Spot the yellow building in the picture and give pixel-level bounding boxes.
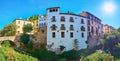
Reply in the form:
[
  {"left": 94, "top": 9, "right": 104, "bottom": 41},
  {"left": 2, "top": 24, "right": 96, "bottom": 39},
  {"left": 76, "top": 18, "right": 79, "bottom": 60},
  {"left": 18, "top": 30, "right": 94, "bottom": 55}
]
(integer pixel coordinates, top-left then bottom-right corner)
[
  {"left": 33, "top": 20, "right": 38, "bottom": 33},
  {"left": 13, "top": 19, "right": 33, "bottom": 35}
]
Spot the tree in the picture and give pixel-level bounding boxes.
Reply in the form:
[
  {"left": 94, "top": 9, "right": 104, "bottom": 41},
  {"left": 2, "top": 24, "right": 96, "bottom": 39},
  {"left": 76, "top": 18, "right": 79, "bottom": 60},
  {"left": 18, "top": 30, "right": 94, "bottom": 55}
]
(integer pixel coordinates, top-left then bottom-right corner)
[
  {"left": 20, "top": 33, "right": 30, "bottom": 44},
  {"left": 73, "top": 39, "right": 79, "bottom": 51},
  {"left": 28, "top": 15, "right": 38, "bottom": 22},
  {"left": 117, "top": 27, "right": 120, "bottom": 32},
  {"left": 100, "top": 39, "right": 105, "bottom": 50},
  {"left": 1, "top": 40, "right": 11, "bottom": 47},
  {"left": 23, "top": 23, "right": 33, "bottom": 33},
  {"left": 84, "top": 51, "right": 114, "bottom": 61},
  {"left": 27, "top": 40, "right": 33, "bottom": 49},
  {"left": 0, "top": 23, "right": 17, "bottom": 36}
]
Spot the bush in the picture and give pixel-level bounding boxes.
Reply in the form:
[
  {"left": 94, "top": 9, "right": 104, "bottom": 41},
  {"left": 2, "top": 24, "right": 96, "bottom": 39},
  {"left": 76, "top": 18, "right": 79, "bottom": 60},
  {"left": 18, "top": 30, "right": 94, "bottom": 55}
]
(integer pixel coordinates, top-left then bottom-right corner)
[
  {"left": 27, "top": 41, "right": 33, "bottom": 50},
  {"left": 0, "top": 54, "right": 5, "bottom": 61},
  {"left": 59, "top": 50, "right": 79, "bottom": 60},
  {"left": 59, "top": 58, "right": 66, "bottom": 61},
  {"left": 84, "top": 51, "right": 114, "bottom": 61},
  {"left": 20, "top": 33, "right": 30, "bottom": 44},
  {"left": 1, "top": 40, "right": 11, "bottom": 47}
]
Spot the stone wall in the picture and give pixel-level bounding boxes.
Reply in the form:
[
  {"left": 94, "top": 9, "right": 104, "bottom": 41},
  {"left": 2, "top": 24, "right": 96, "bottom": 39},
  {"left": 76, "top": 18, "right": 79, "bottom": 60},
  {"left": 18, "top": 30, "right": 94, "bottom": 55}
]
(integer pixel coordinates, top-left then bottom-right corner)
[{"left": 32, "top": 27, "right": 47, "bottom": 49}]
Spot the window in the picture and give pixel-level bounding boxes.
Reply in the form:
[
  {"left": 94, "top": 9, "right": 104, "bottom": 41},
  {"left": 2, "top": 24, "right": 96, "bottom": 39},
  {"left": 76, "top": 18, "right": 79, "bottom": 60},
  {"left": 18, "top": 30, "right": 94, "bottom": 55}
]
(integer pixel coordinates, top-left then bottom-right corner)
[
  {"left": 42, "top": 23, "right": 43, "bottom": 27},
  {"left": 18, "top": 26, "right": 20, "bottom": 28},
  {"left": 70, "top": 32, "right": 73, "bottom": 38},
  {"left": 18, "top": 31, "right": 20, "bottom": 34},
  {"left": 44, "top": 23, "right": 46, "bottom": 27},
  {"left": 70, "top": 25, "right": 74, "bottom": 30},
  {"left": 49, "top": 9, "right": 52, "bottom": 12},
  {"left": 88, "top": 20, "right": 90, "bottom": 25},
  {"left": 87, "top": 15, "right": 90, "bottom": 19},
  {"left": 88, "top": 26, "right": 90, "bottom": 31},
  {"left": 24, "top": 22, "right": 25, "bottom": 25},
  {"left": 91, "top": 26, "right": 94, "bottom": 33},
  {"left": 55, "top": 9, "right": 58, "bottom": 12},
  {"left": 81, "top": 26, "right": 85, "bottom": 31},
  {"left": 61, "top": 32, "right": 65, "bottom": 38},
  {"left": 39, "top": 24, "right": 41, "bottom": 28},
  {"left": 51, "top": 16, "right": 56, "bottom": 22},
  {"left": 81, "top": 19, "right": 84, "bottom": 24},
  {"left": 70, "top": 17, "right": 74, "bottom": 22},
  {"left": 81, "top": 33, "right": 84, "bottom": 38},
  {"left": 61, "top": 16, "right": 65, "bottom": 22},
  {"left": 49, "top": 9, "right": 58, "bottom": 12},
  {"left": 53, "top": 9, "right": 55, "bottom": 12},
  {"left": 51, "top": 24, "right": 57, "bottom": 30},
  {"left": 18, "top": 21, "right": 20, "bottom": 24},
  {"left": 52, "top": 32, "right": 55, "bottom": 38},
  {"left": 61, "top": 24, "right": 65, "bottom": 30}
]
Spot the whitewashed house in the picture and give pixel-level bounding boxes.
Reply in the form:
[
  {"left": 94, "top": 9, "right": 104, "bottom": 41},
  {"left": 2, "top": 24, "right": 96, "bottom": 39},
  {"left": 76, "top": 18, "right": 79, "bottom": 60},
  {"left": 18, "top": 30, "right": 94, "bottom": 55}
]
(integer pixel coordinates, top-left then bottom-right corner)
[{"left": 38, "top": 7, "right": 87, "bottom": 52}]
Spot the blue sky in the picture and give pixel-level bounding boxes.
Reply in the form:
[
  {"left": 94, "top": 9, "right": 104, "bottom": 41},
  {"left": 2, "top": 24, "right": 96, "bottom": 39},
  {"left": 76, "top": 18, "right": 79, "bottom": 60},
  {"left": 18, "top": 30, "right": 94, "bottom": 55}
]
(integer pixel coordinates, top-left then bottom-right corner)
[{"left": 0, "top": 0, "right": 120, "bottom": 29}]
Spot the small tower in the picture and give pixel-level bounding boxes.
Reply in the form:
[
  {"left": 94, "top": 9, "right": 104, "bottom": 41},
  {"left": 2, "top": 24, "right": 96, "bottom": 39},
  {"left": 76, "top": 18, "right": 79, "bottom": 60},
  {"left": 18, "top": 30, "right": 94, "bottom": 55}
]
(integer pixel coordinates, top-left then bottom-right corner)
[{"left": 47, "top": 7, "right": 60, "bottom": 14}]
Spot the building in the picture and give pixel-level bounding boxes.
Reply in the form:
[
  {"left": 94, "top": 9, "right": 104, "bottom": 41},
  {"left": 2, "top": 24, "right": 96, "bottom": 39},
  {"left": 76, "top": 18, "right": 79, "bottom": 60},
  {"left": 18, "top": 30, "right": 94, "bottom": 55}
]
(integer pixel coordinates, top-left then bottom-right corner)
[
  {"left": 103, "top": 24, "right": 115, "bottom": 34},
  {"left": 80, "top": 12, "right": 103, "bottom": 48},
  {"left": 33, "top": 20, "right": 38, "bottom": 33},
  {"left": 13, "top": 19, "right": 33, "bottom": 35},
  {"left": 38, "top": 7, "right": 87, "bottom": 51}
]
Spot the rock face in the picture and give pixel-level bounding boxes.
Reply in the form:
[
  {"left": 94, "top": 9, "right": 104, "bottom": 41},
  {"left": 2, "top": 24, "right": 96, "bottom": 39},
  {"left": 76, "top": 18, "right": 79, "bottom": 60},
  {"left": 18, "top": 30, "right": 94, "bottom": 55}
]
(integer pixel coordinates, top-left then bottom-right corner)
[
  {"left": 87, "top": 35, "right": 100, "bottom": 48},
  {"left": 33, "top": 27, "right": 47, "bottom": 49}
]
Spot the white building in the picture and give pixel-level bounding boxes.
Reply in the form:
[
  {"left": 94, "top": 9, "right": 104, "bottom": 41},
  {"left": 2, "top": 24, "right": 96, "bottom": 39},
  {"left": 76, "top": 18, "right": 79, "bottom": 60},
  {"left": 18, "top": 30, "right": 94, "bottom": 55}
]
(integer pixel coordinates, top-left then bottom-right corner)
[
  {"left": 38, "top": 7, "right": 87, "bottom": 51},
  {"left": 38, "top": 15, "right": 47, "bottom": 29}
]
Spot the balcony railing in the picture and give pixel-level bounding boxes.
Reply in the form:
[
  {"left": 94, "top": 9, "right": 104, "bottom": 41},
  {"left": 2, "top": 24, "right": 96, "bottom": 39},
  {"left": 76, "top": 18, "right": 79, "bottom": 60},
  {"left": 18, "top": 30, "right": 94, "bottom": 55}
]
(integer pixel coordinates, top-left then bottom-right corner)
[
  {"left": 61, "top": 19, "right": 65, "bottom": 22},
  {"left": 51, "top": 18, "right": 56, "bottom": 22},
  {"left": 81, "top": 26, "right": 85, "bottom": 31},
  {"left": 60, "top": 27, "right": 66, "bottom": 30},
  {"left": 50, "top": 25, "right": 57, "bottom": 30},
  {"left": 70, "top": 27, "right": 74, "bottom": 30},
  {"left": 70, "top": 19, "right": 74, "bottom": 22},
  {"left": 70, "top": 17, "right": 74, "bottom": 22}
]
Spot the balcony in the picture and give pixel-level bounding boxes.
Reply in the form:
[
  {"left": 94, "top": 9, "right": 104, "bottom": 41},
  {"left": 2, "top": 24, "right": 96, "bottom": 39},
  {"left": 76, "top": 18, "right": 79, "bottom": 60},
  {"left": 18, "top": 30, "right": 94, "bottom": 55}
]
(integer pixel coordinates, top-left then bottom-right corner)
[
  {"left": 88, "top": 22, "right": 90, "bottom": 25},
  {"left": 70, "top": 27, "right": 74, "bottom": 31},
  {"left": 60, "top": 27, "right": 66, "bottom": 30},
  {"left": 81, "top": 26, "right": 85, "bottom": 31},
  {"left": 50, "top": 25, "right": 57, "bottom": 31},
  {"left": 61, "top": 19, "right": 65, "bottom": 22},
  {"left": 70, "top": 17, "right": 74, "bottom": 23},
  {"left": 51, "top": 18, "right": 56, "bottom": 22},
  {"left": 61, "top": 16, "right": 65, "bottom": 22}
]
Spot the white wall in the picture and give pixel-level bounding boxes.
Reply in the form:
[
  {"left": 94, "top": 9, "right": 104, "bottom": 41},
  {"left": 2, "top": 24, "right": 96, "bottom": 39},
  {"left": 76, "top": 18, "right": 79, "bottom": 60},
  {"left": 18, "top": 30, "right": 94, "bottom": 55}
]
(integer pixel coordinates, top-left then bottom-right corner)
[{"left": 47, "top": 8, "right": 87, "bottom": 51}]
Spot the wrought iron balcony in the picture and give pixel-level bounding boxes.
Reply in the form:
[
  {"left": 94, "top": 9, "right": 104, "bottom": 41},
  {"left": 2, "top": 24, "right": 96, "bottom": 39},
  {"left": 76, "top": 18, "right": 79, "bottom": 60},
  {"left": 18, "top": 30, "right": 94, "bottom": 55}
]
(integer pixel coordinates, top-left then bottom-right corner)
[
  {"left": 60, "top": 27, "right": 66, "bottom": 30},
  {"left": 50, "top": 25, "right": 57, "bottom": 30},
  {"left": 51, "top": 18, "right": 56, "bottom": 22},
  {"left": 70, "top": 27, "right": 74, "bottom": 30},
  {"left": 81, "top": 26, "right": 85, "bottom": 31}
]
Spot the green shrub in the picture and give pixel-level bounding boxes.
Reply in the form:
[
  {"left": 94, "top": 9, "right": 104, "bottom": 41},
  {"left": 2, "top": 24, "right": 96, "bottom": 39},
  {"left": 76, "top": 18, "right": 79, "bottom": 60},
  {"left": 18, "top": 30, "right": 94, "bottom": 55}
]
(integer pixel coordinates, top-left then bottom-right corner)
[
  {"left": 59, "top": 50, "right": 79, "bottom": 60},
  {"left": 59, "top": 58, "right": 66, "bottom": 61},
  {"left": 84, "top": 51, "right": 114, "bottom": 61},
  {"left": 27, "top": 40, "right": 33, "bottom": 50},
  {"left": 1, "top": 40, "right": 11, "bottom": 47},
  {"left": 20, "top": 33, "right": 30, "bottom": 44},
  {"left": 0, "top": 54, "right": 5, "bottom": 61}
]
